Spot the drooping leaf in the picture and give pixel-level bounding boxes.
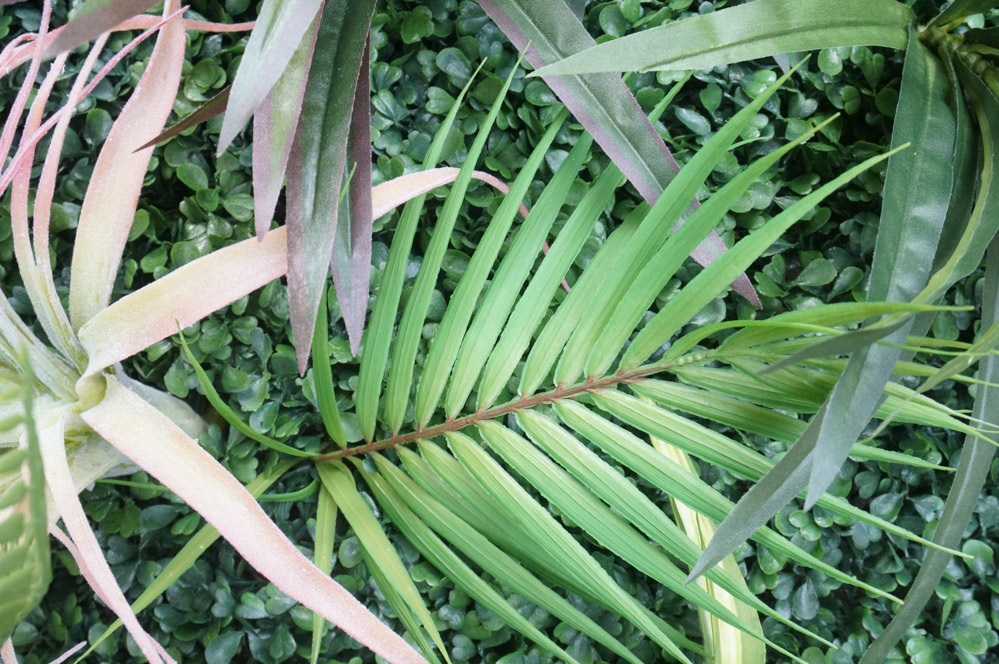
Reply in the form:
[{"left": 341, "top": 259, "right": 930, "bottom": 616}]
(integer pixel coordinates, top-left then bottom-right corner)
[
  {"left": 532, "top": 0, "right": 912, "bottom": 76},
  {"left": 42, "top": 0, "right": 161, "bottom": 59},
  {"left": 860, "top": 239, "right": 999, "bottom": 662},
  {"left": 479, "top": 0, "right": 760, "bottom": 305},
  {"left": 217, "top": 0, "right": 324, "bottom": 152},
  {"left": 285, "top": 0, "right": 375, "bottom": 374},
  {"left": 82, "top": 377, "right": 427, "bottom": 664},
  {"left": 929, "top": 0, "right": 999, "bottom": 28}
]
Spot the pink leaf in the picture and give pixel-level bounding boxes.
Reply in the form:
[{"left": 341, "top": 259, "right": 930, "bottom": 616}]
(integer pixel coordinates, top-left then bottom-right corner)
[{"left": 83, "top": 377, "right": 428, "bottom": 664}]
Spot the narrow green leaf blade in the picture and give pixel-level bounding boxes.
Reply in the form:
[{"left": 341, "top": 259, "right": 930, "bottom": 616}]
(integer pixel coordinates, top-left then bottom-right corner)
[
  {"left": 312, "top": 285, "right": 346, "bottom": 447},
  {"left": 317, "top": 461, "right": 450, "bottom": 663},
  {"left": 311, "top": 485, "right": 337, "bottom": 664},
  {"left": 480, "top": 0, "right": 759, "bottom": 304},
  {"left": 860, "top": 243, "right": 999, "bottom": 663},
  {"left": 533, "top": 0, "right": 912, "bottom": 76},
  {"left": 929, "top": 0, "right": 999, "bottom": 28},
  {"left": 286, "top": 0, "right": 376, "bottom": 374},
  {"left": 134, "top": 86, "right": 230, "bottom": 152}
]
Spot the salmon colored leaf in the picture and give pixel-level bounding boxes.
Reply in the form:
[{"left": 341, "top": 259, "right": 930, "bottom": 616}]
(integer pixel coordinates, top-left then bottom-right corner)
[{"left": 43, "top": 0, "right": 162, "bottom": 59}]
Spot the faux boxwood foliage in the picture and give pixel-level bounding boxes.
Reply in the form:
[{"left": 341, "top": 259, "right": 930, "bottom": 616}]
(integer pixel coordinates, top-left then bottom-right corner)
[{"left": 2, "top": 1, "right": 998, "bottom": 663}]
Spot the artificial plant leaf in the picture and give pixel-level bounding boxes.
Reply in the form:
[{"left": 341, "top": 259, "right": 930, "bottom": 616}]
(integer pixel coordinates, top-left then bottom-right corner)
[
  {"left": 330, "top": 34, "right": 373, "bottom": 354},
  {"left": 252, "top": 10, "right": 321, "bottom": 239},
  {"left": 860, "top": 240, "right": 999, "bottom": 663},
  {"left": 68, "top": 1, "right": 186, "bottom": 330},
  {"left": 312, "top": 285, "right": 346, "bottom": 447},
  {"left": 620, "top": 144, "right": 903, "bottom": 370},
  {"left": 78, "top": 228, "right": 288, "bottom": 376},
  {"left": 0, "top": 362, "right": 48, "bottom": 643},
  {"left": 479, "top": 0, "right": 759, "bottom": 305},
  {"left": 533, "top": 0, "right": 912, "bottom": 76},
  {"left": 134, "top": 86, "right": 230, "bottom": 152},
  {"left": 362, "top": 468, "right": 581, "bottom": 664},
  {"left": 82, "top": 377, "right": 427, "bottom": 664},
  {"left": 310, "top": 485, "right": 337, "bottom": 664},
  {"left": 316, "top": 461, "right": 450, "bottom": 663},
  {"left": 42, "top": 0, "right": 160, "bottom": 59},
  {"left": 38, "top": 415, "right": 169, "bottom": 664},
  {"left": 652, "top": 435, "right": 766, "bottom": 664},
  {"left": 929, "top": 0, "right": 999, "bottom": 28},
  {"left": 382, "top": 59, "right": 521, "bottom": 434},
  {"left": 796, "top": 24, "right": 956, "bottom": 508},
  {"left": 445, "top": 430, "right": 694, "bottom": 664},
  {"left": 758, "top": 316, "right": 910, "bottom": 376},
  {"left": 285, "top": 0, "right": 375, "bottom": 374},
  {"left": 217, "top": 0, "right": 324, "bottom": 152}
]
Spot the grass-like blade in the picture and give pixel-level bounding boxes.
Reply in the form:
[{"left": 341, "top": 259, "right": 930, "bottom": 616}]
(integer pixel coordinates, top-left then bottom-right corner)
[
  {"left": 316, "top": 460, "right": 450, "bottom": 663},
  {"left": 312, "top": 285, "right": 346, "bottom": 447},
  {"left": 860, "top": 243, "right": 999, "bottom": 662},
  {"left": 134, "top": 86, "right": 230, "bottom": 152},
  {"left": 929, "top": 0, "right": 999, "bottom": 28},
  {"left": 310, "top": 483, "right": 337, "bottom": 664},
  {"left": 532, "top": 0, "right": 911, "bottom": 76},
  {"left": 414, "top": 110, "right": 572, "bottom": 426},
  {"left": 354, "top": 68, "right": 480, "bottom": 441},
  {"left": 177, "top": 328, "right": 317, "bottom": 458}
]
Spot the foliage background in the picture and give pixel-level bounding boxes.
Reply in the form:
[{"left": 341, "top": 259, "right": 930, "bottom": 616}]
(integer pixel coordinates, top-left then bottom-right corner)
[{"left": 1, "top": 0, "right": 997, "bottom": 662}]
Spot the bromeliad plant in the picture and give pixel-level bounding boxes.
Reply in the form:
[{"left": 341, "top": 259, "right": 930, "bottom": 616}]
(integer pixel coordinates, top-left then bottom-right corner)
[{"left": 530, "top": 1, "right": 999, "bottom": 658}]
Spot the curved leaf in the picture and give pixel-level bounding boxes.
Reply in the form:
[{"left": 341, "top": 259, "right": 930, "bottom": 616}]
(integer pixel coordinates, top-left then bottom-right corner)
[
  {"left": 532, "top": 0, "right": 912, "bottom": 76},
  {"left": 42, "top": 0, "right": 160, "bottom": 59}
]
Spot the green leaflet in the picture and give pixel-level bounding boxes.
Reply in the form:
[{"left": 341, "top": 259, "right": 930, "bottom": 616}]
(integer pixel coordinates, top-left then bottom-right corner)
[
  {"left": 475, "top": 420, "right": 805, "bottom": 662},
  {"left": 414, "top": 110, "right": 574, "bottom": 426},
  {"left": 134, "top": 86, "right": 231, "bottom": 152},
  {"left": 382, "top": 58, "right": 521, "bottom": 434},
  {"left": 312, "top": 285, "right": 346, "bottom": 447},
  {"left": 620, "top": 146, "right": 903, "bottom": 370},
  {"left": 355, "top": 70, "right": 480, "bottom": 441},
  {"left": 310, "top": 485, "right": 337, "bottom": 664},
  {"left": 445, "top": 430, "right": 695, "bottom": 664},
  {"left": 532, "top": 0, "right": 912, "bottom": 76},
  {"left": 929, "top": 0, "right": 999, "bottom": 28},
  {"left": 442, "top": 122, "right": 588, "bottom": 418},
  {"left": 557, "top": 63, "right": 802, "bottom": 387},
  {"left": 366, "top": 458, "right": 599, "bottom": 664},
  {"left": 514, "top": 410, "right": 828, "bottom": 649},
  {"left": 477, "top": 163, "right": 621, "bottom": 409},
  {"left": 285, "top": 0, "right": 375, "bottom": 374},
  {"left": 0, "top": 357, "right": 48, "bottom": 642},
  {"left": 552, "top": 400, "right": 902, "bottom": 603},
  {"left": 217, "top": 0, "right": 324, "bottom": 152},
  {"left": 316, "top": 460, "right": 450, "bottom": 663},
  {"left": 43, "top": 0, "right": 160, "bottom": 59}
]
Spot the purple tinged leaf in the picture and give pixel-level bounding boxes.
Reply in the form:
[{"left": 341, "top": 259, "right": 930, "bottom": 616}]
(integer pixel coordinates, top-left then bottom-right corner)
[
  {"left": 331, "top": 34, "right": 373, "bottom": 355},
  {"left": 286, "top": 0, "right": 376, "bottom": 374},
  {"left": 43, "top": 0, "right": 161, "bottom": 59},
  {"left": 479, "top": 0, "right": 759, "bottom": 306},
  {"left": 134, "top": 86, "right": 230, "bottom": 153},
  {"left": 217, "top": 0, "right": 325, "bottom": 154},
  {"left": 252, "top": 11, "right": 321, "bottom": 239}
]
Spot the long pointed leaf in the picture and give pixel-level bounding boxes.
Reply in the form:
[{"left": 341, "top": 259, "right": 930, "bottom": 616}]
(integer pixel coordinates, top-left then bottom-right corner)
[
  {"left": 286, "top": 0, "right": 375, "bottom": 374},
  {"left": 82, "top": 377, "right": 427, "bottom": 664},
  {"left": 479, "top": 0, "right": 759, "bottom": 305},
  {"left": 217, "top": 0, "right": 324, "bottom": 152},
  {"left": 533, "top": 0, "right": 912, "bottom": 76},
  {"left": 42, "top": 0, "right": 160, "bottom": 59}
]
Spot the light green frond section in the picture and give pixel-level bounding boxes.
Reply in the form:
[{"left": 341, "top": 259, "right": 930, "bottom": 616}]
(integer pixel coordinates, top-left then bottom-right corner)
[
  {"left": 556, "top": 63, "right": 803, "bottom": 387},
  {"left": 477, "top": 161, "right": 622, "bottom": 410},
  {"left": 355, "top": 70, "right": 480, "bottom": 441},
  {"left": 445, "top": 430, "right": 694, "bottom": 664},
  {"left": 383, "top": 59, "right": 522, "bottom": 434},
  {"left": 0, "top": 355, "right": 50, "bottom": 642},
  {"left": 442, "top": 132, "right": 592, "bottom": 419},
  {"left": 316, "top": 460, "right": 450, "bottom": 663},
  {"left": 590, "top": 390, "right": 964, "bottom": 559}
]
